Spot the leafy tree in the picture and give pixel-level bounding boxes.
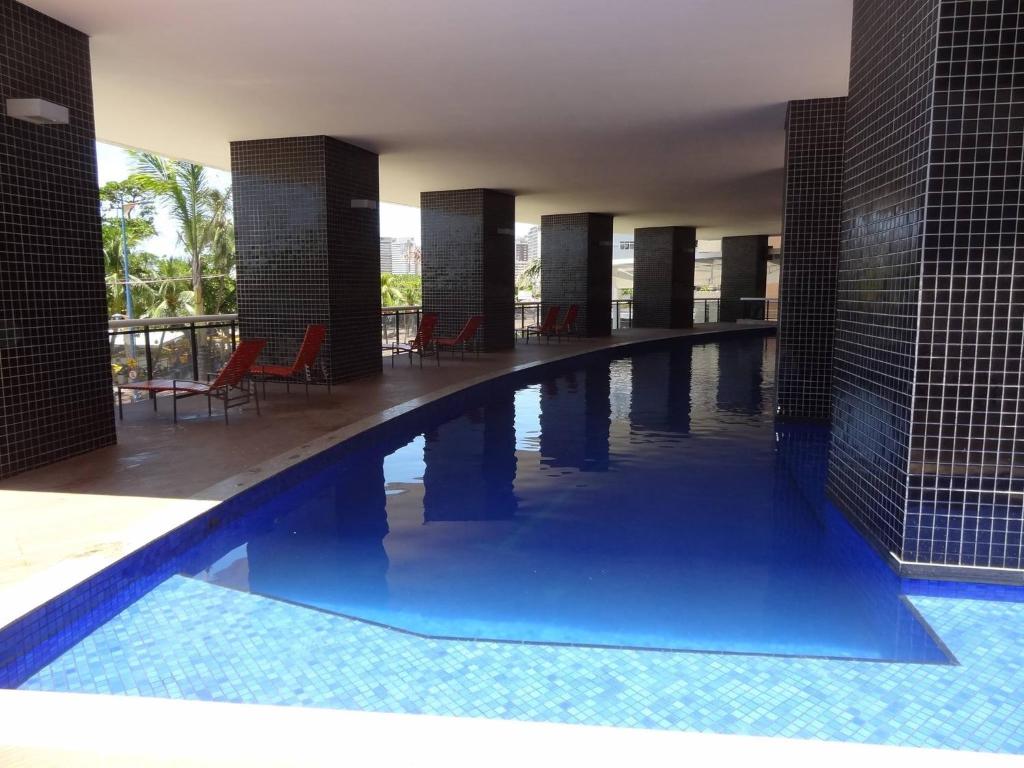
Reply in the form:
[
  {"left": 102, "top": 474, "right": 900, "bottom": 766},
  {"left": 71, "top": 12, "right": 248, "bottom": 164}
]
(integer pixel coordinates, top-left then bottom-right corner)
[
  {"left": 516, "top": 258, "right": 541, "bottom": 298},
  {"left": 147, "top": 258, "right": 197, "bottom": 318},
  {"left": 202, "top": 188, "right": 236, "bottom": 314},
  {"left": 99, "top": 178, "right": 159, "bottom": 317},
  {"left": 130, "top": 152, "right": 234, "bottom": 314},
  {"left": 381, "top": 273, "right": 406, "bottom": 307}
]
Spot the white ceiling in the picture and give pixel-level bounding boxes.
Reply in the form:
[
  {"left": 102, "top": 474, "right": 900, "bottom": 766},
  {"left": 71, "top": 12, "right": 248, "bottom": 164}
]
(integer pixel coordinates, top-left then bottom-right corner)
[{"left": 28, "top": 0, "right": 852, "bottom": 237}]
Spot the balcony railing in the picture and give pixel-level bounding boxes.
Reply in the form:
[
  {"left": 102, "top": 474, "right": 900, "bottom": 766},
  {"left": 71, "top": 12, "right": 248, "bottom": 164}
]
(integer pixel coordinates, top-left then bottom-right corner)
[
  {"left": 108, "top": 298, "right": 730, "bottom": 396},
  {"left": 738, "top": 298, "right": 779, "bottom": 322}
]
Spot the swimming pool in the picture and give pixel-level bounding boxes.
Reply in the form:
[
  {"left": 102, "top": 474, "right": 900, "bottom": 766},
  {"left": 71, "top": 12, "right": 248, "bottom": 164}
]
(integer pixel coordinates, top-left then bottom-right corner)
[
  {"left": 12, "top": 330, "right": 1024, "bottom": 753},
  {"left": 15, "top": 333, "right": 941, "bottom": 665}
]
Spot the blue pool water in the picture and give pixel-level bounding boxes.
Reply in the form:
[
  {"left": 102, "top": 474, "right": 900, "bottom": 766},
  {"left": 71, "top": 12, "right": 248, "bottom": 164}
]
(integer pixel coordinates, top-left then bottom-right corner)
[{"left": 173, "top": 334, "right": 945, "bottom": 662}]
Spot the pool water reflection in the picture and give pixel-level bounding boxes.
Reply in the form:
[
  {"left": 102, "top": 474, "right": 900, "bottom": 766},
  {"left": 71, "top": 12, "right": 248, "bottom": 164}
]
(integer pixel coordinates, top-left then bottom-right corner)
[{"left": 191, "top": 335, "right": 947, "bottom": 662}]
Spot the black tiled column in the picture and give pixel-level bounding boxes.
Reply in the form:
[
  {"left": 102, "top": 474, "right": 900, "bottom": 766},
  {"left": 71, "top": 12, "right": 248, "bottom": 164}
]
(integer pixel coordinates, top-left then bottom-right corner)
[
  {"left": 540, "top": 213, "right": 613, "bottom": 336},
  {"left": 719, "top": 235, "right": 769, "bottom": 322},
  {"left": 829, "top": 0, "right": 1024, "bottom": 578},
  {"left": 0, "top": 0, "right": 116, "bottom": 480},
  {"left": 632, "top": 226, "right": 696, "bottom": 329},
  {"left": 776, "top": 97, "right": 847, "bottom": 422},
  {"left": 421, "top": 189, "right": 515, "bottom": 351},
  {"left": 232, "top": 136, "right": 382, "bottom": 383}
]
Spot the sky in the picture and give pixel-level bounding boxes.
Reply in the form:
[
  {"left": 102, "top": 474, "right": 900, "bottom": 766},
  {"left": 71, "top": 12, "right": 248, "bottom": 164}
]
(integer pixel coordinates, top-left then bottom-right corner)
[{"left": 96, "top": 142, "right": 534, "bottom": 259}]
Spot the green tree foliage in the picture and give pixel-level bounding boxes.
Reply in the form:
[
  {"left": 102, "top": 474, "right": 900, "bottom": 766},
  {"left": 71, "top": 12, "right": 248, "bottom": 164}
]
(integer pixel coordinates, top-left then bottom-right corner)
[
  {"left": 381, "top": 273, "right": 421, "bottom": 306},
  {"left": 130, "top": 151, "right": 235, "bottom": 315},
  {"left": 516, "top": 258, "right": 541, "bottom": 298}
]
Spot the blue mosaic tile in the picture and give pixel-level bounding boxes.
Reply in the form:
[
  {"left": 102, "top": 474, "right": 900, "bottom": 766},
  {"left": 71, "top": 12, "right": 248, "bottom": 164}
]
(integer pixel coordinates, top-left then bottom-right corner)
[{"left": 20, "top": 576, "right": 1024, "bottom": 754}]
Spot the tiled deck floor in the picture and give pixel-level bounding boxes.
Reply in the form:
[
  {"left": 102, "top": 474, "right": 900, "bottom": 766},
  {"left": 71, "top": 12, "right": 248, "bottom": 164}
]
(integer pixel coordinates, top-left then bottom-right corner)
[{"left": 21, "top": 576, "right": 1024, "bottom": 754}]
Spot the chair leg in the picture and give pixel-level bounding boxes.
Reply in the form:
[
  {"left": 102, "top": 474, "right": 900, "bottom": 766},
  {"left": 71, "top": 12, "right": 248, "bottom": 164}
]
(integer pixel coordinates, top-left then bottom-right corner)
[
  {"left": 152, "top": 394, "right": 158, "bottom": 412},
  {"left": 117, "top": 388, "right": 123, "bottom": 420},
  {"left": 208, "top": 395, "right": 212, "bottom": 417},
  {"left": 173, "top": 389, "right": 178, "bottom": 423},
  {"left": 253, "top": 381, "right": 261, "bottom": 416},
  {"left": 224, "top": 391, "right": 229, "bottom": 425}
]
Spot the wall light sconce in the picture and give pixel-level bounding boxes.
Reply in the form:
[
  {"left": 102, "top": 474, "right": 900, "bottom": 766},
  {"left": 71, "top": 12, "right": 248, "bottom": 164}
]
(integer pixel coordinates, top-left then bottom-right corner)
[
  {"left": 5, "top": 98, "right": 69, "bottom": 125},
  {"left": 351, "top": 199, "right": 378, "bottom": 210}
]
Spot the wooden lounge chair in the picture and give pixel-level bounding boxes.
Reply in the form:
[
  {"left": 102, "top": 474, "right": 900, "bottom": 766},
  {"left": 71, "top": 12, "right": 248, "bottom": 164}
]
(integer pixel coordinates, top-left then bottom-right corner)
[
  {"left": 250, "top": 324, "right": 330, "bottom": 397},
  {"left": 523, "top": 305, "right": 560, "bottom": 343},
  {"left": 435, "top": 315, "right": 483, "bottom": 359},
  {"left": 388, "top": 313, "right": 439, "bottom": 367},
  {"left": 555, "top": 304, "right": 580, "bottom": 340},
  {"left": 116, "top": 338, "right": 266, "bottom": 424}
]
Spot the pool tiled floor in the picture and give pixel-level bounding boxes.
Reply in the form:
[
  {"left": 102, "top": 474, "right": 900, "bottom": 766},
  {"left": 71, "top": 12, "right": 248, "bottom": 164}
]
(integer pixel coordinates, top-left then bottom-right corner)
[{"left": 21, "top": 576, "right": 1024, "bottom": 754}]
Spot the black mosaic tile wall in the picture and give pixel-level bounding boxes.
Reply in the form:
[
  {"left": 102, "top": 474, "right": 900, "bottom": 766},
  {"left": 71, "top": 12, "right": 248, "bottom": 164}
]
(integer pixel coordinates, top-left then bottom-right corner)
[
  {"left": 719, "top": 235, "right": 769, "bottom": 322},
  {"left": 829, "top": 0, "right": 1024, "bottom": 575},
  {"left": 540, "top": 214, "right": 613, "bottom": 337},
  {"left": 232, "top": 136, "right": 382, "bottom": 382},
  {"left": 776, "top": 97, "right": 847, "bottom": 422},
  {"left": 632, "top": 226, "right": 696, "bottom": 329},
  {"left": 0, "top": 0, "right": 115, "bottom": 480},
  {"left": 421, "top": 189, "right": 515, "bottom": 351}
]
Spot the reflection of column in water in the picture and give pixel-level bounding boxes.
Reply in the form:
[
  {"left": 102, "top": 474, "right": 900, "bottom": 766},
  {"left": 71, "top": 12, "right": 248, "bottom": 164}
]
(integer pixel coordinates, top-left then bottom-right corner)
[
  {"left": 422, "top": 394, "right": 518, "bottom": 521},
  {"left": 716, "top": 336, "right": 766, "bottom": 414},
  {"left": 539, "top": 364, "right": 612, "bottom": 472},
  {"left": 246, "top": 452, "right": 390, "bottom": 606},
  {"left": 628, "top": 346, "right": 693, "bottom": 436}
]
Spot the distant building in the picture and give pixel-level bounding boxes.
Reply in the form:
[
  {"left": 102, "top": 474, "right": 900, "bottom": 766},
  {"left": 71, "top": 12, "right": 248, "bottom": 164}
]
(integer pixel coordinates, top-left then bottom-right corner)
[
  {"left": 514, "top": 237, "right": 530, "bottom": 278},
  {"left": 380, "top": 237, "right": 419, "bottom": 274},
  {"left": 526, "top": 226, "right": 540, "bottom": 263}
]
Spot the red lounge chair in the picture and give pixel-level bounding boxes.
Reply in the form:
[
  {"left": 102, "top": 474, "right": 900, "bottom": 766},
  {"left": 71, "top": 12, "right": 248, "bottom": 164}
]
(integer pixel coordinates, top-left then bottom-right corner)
[
  {"left": 116, "top": 338, "right": 266, "bottom": 424},
  {"left": 523, "top": 305, "right": 560, "bottom": 344},
  {"left": 250, "top": 324, "right": 330, "bottom": 397},
  {"left": 388, "top": 313, "right": 439, "bottom": 367},
  {"left": 555, "top": 304, "right": 580, "bottom": 340},
  {"left": 435, "top": 315, "right": 483, "bottom": 359}
]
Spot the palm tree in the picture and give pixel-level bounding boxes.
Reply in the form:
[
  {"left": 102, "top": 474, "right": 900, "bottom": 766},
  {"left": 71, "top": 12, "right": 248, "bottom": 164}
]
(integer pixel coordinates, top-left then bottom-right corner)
[
  {"left": 380, "top": 273, "right": 407, "bottom": 307},
  {"left": 131, "top": 152, "right": 226, "bottom": 313},
  {"left": 147, "top": 258, "right": 197, "bottom": 318},
  {"left": 203, "top": 187, "right": 236, "bottom": 314}
]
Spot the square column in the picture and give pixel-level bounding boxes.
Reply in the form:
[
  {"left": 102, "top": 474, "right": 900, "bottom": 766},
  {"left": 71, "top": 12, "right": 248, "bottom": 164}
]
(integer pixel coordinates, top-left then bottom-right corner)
[
  {"left": 632, "top": 226, "right": 696, "bottom": 328},
  {"left": 719, "top": 235, "right": 769, "bottom": 322},
  {"left": 829, "top": 0, "right": 1024, "bottom": 578},
  {"left": 776, "top": 97, "right": 847, "bottom": 422},
  {"left": 0, "top": 0, "right": 115, "bottom": 479},
  {"left": 540, "top": 213, "right": 613, "bottom": 337},
  {"left": 421, "top": 189, "right": 516, "bottom": 351},
  {"left": 232, "top": 136, "right": 382, "bottom": 382}
]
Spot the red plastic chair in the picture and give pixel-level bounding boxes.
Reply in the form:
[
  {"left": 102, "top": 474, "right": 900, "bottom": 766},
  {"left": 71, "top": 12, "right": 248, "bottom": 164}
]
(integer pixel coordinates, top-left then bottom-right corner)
[
  {"left": 523, "top": 305, "right": 560, "bottom": 344},
  {"left": 117, "top": 338, "right": 266, "bottom": 424},
  {"left": 435, "top": 315, "right": 484, "bottom": 359},
  {"left": 389, "top": 313, "right": 439, "bottom": 367},
  {"left": 250, "top": 324, "right": 330, "bottom": 397},
  {"left": 555, "top": 304, "right": 580, "bottom": 340}
]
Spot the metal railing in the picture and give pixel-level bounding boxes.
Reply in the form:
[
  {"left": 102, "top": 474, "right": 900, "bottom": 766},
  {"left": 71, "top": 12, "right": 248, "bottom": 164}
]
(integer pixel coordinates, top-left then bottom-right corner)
[
  {"left": 108, "top": 298, "right": 716, "bottom": 394},
  {"left": 738, "top": 298, "right": 779, "bottom": 322},
  {"left": 109, "top": 314, "right": 238, "bottom": 401},
  {"left": 694, "top": 298, "right": 720, "bottom": 324}
]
